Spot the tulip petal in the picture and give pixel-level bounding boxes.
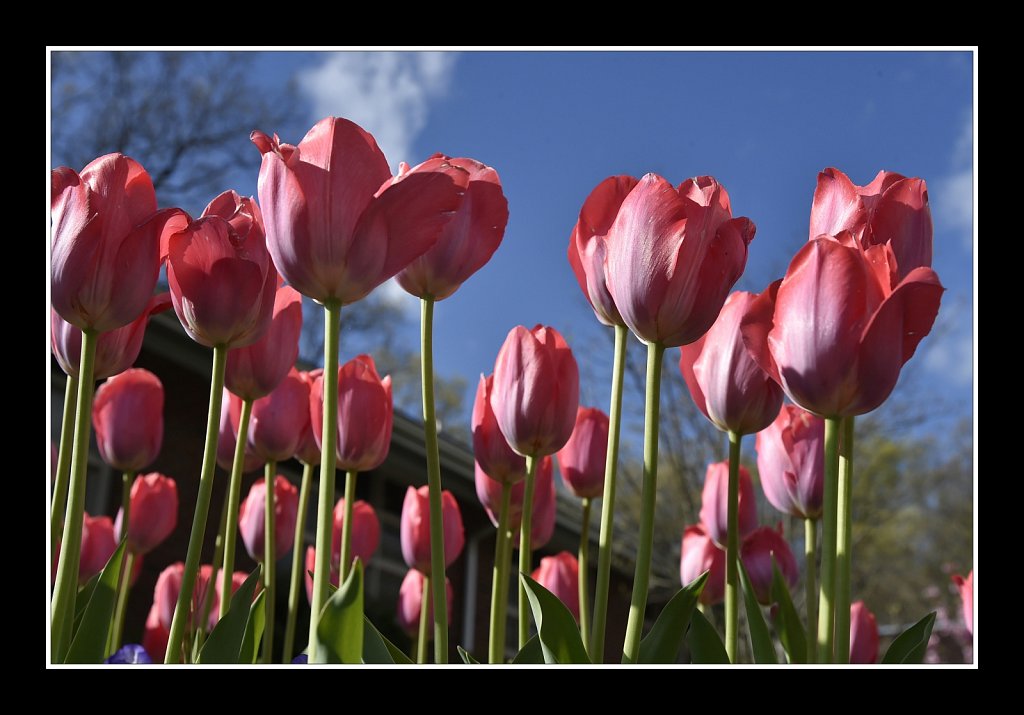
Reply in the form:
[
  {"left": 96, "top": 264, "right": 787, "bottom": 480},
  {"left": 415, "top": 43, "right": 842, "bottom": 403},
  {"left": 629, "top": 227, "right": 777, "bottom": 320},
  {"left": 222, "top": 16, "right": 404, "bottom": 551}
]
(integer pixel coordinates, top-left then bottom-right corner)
[
  {"left": 870, "top": 177, "right": 934, "bottom": 277},
  {"left": 809, "top": 167, "right": 865, "bottom": 240},
  {"left": 739, "top": 279, "right": 782, "bottom": 386}
]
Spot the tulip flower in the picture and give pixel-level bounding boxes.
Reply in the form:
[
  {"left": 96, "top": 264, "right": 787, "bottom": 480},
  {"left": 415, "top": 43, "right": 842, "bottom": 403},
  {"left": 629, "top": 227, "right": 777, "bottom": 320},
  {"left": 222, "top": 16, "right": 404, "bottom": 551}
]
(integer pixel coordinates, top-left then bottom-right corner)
[
  {"left": 952, "top": 570, "right": 974, "bottom": 635},
  {"left": 476, "top": 456, "right": 554, "bottom": 542},
  {"left": 225, "top": 284, "right": 303, "bottom": 401},
  {"left": 557, "top": 407, "right": 608, "bottom": 499},
  {"left": 92, "top": 368, "right": 164, "bottom": 474},
  {"left": 293, "top": 369, "right": 323, "bottom": 466},
  {"left": 849, "top": 600, "right": 880, "bottom": 664},
  {"left": 680, "top": 525, "right": 726, "bottom": 605},
  {"left": 248, "top": 368, "right": 309, "bottom": 463},
  {"left": 531, "top": 552, "right": 580, "bottom": 622},
  {"left": 238, "top": 475, "right": 299, "bottom": 562},
  {"left": 152, "top": 562, "right": 221, "bottom": 654},
  {"left": 396, "top": 569, "right": 455, "bottom": 640},
  {"left": 217, "top": 391, "right": 263, "bottom": 473},
  {"left": 699, "top": 461, "right": 757, "bottom": 549},
  {"left": 114, "top": 473, "right": 178, "bottom": 555},
  {"left": 401, "top": 486, "right": 465, "bottom": 575},
  {"left": 756, "top": 405, "right": 825, "bottom": 520},
  {"left": 472, "top": 374, "right": 527, "bottom": 486},
  {"left": 303, "top": 499, "right": 381, "bottom": 601},
  {"left": 79, "top": 513, "right": 117, "bottom": 585},
  {"left": 740, "top": 525, "right": 799, "bottom": 606},
  {"left": 142, "top": 605, "right": 169, "bottom": 662}
]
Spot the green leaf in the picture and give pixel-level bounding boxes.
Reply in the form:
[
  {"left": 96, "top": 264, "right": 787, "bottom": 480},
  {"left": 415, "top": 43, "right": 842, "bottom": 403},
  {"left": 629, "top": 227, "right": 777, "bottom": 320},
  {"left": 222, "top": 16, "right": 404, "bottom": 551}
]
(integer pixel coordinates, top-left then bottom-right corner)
[
  {"left": 457, "top": 646, "right": 481, "bottom": 664},
  {"left": 238, "top": 591, "right": 266, "bottom": 664},
  {"left": 881, "top": 611, "right": 936, "bottom": 664},
  {"left": 520, "top": 573, "right": 590, "bottom": 664},
  {"left": 511, "top": 634, "right": 543, "bottom": 664},
  {"left": 367, "top": 617, "right": 414, "bottom": 664},
  {"left": 362, "top": 616, "right": 398, "bottom": 664},
  {"left": 739, "top": 562, "right": 778, "bottom": 664},
  {"left": 770, "top": 562, "right": 806, "bottom": 664},
  {"left": 687, "top": 609, "right": 729, "bottom": 664},
  {"left": 638, "top": 571, "right": 707, "bottom": 664},
  {"left": 314, "top": 560, "right": 363, "bottom": 664},
  {"left": 199, "top": 565, "right": 262, "bottom": 664},
  {"left": 65, "top": 539, "right": 126, "bottom": 663},
  {"left": 72, "top": 573, "right": 101, "bottom": 635}
]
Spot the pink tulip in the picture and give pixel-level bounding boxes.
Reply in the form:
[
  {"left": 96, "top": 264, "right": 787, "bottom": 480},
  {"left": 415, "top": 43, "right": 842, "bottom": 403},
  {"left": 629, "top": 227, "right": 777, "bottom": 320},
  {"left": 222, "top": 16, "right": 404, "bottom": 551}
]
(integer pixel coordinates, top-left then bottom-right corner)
[
  {"left": 740, "top": 525, "right": 799, "bottom": 606},
  {"left": 491, "top": 325, "right": 580, "bottom": 458},
  {"left": 810, "top": 167, "right": 933, "bottom": 281},
  {"left": 79, "top": 513, "right": 117, "bottom": 585},
  {"left": 92, "top": 368, "right": 163, "bottom": 473},
  {"left": 248, "top": 367, "right": 309, "bottom": 462},
  {"left": 238, "top": 475, "right": 299, "bottom": 562},
  {"left": 680, "top": 525, "right": 725, "bottom": 605},
  {"left": 51, "top": 154, "right": 180, "bottom": 332},
  {"left": 557, "top": 407, "right": 608, "bottom": 499},
  {"left": 252, "top": 117, "right": 469, "bottom": 305},
  {"left": 849, "top": 600, "right": 880, "bottom": 664},
  {"left": 153, "top": 562, "right": 220, "bottom": 636},
  {"left": 165, "top": 191, "right": 277, "bottom": 349},
  {"left": 51, "top": 294, "right": 171, "bottom": 381},
  {"left": 680, "top": 291, "right": 783, "bottom": 435},
  {"left": 952, "top": 570, "right": 974, "bottom": 635},
  {"left": 400, "top": 486, "right": 465, "bottom": 575},
  {"left": 532, "top": 552, "right": 580, "bottom": 622},
  {"left": 699, "top": 461, "right": 757, "bottom": 549},
  {"left": 476, "top": 456, "right": 555, "bottom": 548},
  {"left": 114, "top": 472, "right": 178, "bottom": 555},
  {"left": 755, "top": 405, "right": 825, "bottom": 519},
  {"left": 395, "top": 568, "right": 455, "bottom": 637},
  {"left": 397, "top": 155, "right": 509, "bottom": 300},
  {"left": 224, "top": 284, "right": 303, "bottom": 401},
  {"left": 216, "top": 389, "right": 264, "bottom": 473},
  {"left": 292, "top": 369, "right": 323, "bottom": 465},
  {"left": 142, "top": 604, "right": 169, "bottom": 662},
  {"left": 567, "top": 175, "right": 639, "bottom": 326},
  {"left": 472, "top": 374, "right": 527, "bottom": 486},
  {"left": 304, "top": 499, "right": 380, "bottom": 600},
  {"left": 604, "top": 174, "right": 755, "bottom": 347},
  {"left": 310, "top": 355, "right": 393, "bottom": 472},
  {"left": 742, "top": 235, "right": 943, "bottom": 417}
]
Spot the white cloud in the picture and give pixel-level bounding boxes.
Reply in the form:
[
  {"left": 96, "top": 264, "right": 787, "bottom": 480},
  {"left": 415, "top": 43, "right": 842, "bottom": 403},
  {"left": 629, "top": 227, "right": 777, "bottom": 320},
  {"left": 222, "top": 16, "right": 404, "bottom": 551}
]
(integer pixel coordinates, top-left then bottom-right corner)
[
  {"left": 298, "top": 52, "right": 458, "bottom": 170},
  {"left": 924, "top": 329, "right": 974, "bottom": 388},
  {"left": 378, "top": 276, "right": 418, "bottom": 316},
  {"left": 933, "top": 115, "right": 974, "bottom": 243}
]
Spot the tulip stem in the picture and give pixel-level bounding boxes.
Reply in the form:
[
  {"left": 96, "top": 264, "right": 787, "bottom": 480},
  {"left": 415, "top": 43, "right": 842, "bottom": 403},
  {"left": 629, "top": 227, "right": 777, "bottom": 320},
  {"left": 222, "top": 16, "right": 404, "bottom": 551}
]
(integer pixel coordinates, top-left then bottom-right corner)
[
  {"left": 309, "top": 301, "right": 341, "bottom": 663},
  {"left": 417, "top": 574, "right": 431, "bottom": 664},
  {"left": 804, "top": 517, "right": 818, "bottom": 664},
  {"left": 108, "top": 552, "right": 135, "bottom": 655},
  {"left": 591, "top": 323, "right": 627, "bottom": 661},
  {"left": 725, "top": 431, "right": 742, "bottom": 663},
  {"left": 622, "top": 341, "right": 665, "bottom": 664},
  {"left": 578, "top": 497, "right": 592, "bottom": 650},
  {"left": 283, "top": 461, "right": 315, "bottom": 661},
  {"left": 220, "top": 397, "right": 253, "bottom": 619},
  {"left": 164, "top": 344, "right": 227, "bottom": 663},
  {"left": 518, "top": 455, "right": 540, "bottom": 648},
  {"left": 834, "top": 416, "right": 855, "bottom": 664},
  {"left": 339, "top": 470, "right": 358, "bottom": 583},
  {"left": 196, "top": 496, "right": 229, "bottom": 655},
  {"left": 262, "top": 460, "right": 277, "bottom": 663},
  {"left": 816, "top": 417, "right": 841, "bottom": 664},
  {"left": 50, "top": 375, "right": 78, "bottom": 560},
  {"left": 420, "top": 296, "right": 449, "bottom": 663},
  {"left": 50, "top": 329, "right": 97, "bottom": 663},
  {"left": 488, "top": 482, "right": 513, "bottom": 663},
  {"left": 118, "top": 472, "right": 135, "bottom": 542}
]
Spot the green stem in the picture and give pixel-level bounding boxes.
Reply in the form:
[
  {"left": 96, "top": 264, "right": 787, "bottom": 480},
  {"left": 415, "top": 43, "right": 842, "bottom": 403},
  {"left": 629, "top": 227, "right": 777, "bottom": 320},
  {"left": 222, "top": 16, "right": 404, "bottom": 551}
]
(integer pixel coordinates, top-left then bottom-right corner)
[
  {"left": 219, "top": 397, "right": 253, "bottom": 619},
  {"left": 834, "top": 416, "right": 855, "bottom": 664},
  {"left": 420, "top": 296, "right": 449, "bottom": 663},
  {"left": 50, "top": 375, "right": 78, "bottom": 560},
  {"left": 804, "top": 517, "right": 818, "bottom": 664},
  {"left": 816, "top": 417, "right": 841, "bottom": 664},
  {"left": 622, "top": 341, "right": 664, "bottom": 664},
  {"left": 118, "top": 472, "right": 135, "bottom": 541},
  {"left": 50, "top": 329, "right": 97, "bottom": 663},
  {"left": 417, "top": 574, "right": 431, "bottom": 664},
  {"left": 590, "top": 323, "right": 627, "bottom": 661},
  {"left": 725, "top": 431, "right": 741, "bottom": 663},
  {"left": 308, "top": 301, "right": 340, "bottom": 663},
  {"left": 578, "top": 497, "right": 592, "bottom": 651},
  {"left": 339, "top": 470, "right": 357, "bottom": 583},
  {"left": 283, "top": 462, "right": 314, "bottom": 661},
  {"left": 108, "top": 552, "right": 135, "bottom": 655},
  {"left": 518, "top": 455, "right": 540, "bottom": 649},
  {"left": 195, "top": 495, "right": 228, "bottom": 655},
  {"left": 488, "top": 482, "right": 512, "bottom": 663},
  {"left": 164, "top": 345, "right": 227, "bottom": 663},
  {"left": 262, "top": 460, "right": 277, "bottom": 663}
]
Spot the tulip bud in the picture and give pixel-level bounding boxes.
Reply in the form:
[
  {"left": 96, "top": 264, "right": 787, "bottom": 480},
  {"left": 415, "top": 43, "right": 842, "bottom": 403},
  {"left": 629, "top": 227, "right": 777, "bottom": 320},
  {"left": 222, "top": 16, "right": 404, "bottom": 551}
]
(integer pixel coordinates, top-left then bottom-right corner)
[
  {"left": 238, "top": 475, "right": 299, "bottom": 562},
  {"left": 400, "top": 486, "right": 465, "bottom": 575},
  {"left": 680, "top": 525, "right": 725, "bottom": 605},
  {"left": 699, "top": 461, "right": 757, "bottom": 549},
  {"left": 472, "top": 374, "right": 526, "bottom": 485},
  {"left": 532, "top": 552, "right": 580, "bottom": 622},
  {"left": 557, "top": 406, "right": 609, "bottom": 499},
  {"left": 755, "top": 405, "right": 825, "bottom": 519},
  {"left": 395, "top": 568, "right": 454, "bottom": 637},
  {"left": 740, "top": 525, "right": 799, "bottom": 606},
  {"left": 92, "top": 368, "right": 163, "bottom": 473},
  {"left": 248, "top": 368, "right": 309, "bottom": 462},
  {"left": 114, "top": 472, "right": 178, "bottom": 555},
  {"left": 849, "top": 600, "right": 880, "bottom": 664}
]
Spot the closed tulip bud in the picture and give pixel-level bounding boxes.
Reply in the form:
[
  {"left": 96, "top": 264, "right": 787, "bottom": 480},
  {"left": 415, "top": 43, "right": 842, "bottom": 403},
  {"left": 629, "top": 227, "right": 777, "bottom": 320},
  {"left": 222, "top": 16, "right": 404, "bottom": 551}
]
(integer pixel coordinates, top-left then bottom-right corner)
[
  {"left": 225, "top": 285, "right": 303, "bottom": 400},
  {"left": 755, "top": 405, "right": 825, "bottom": 519},
  {"left": 292, "top": 369, "right": 323, "bottom": 465},
  {"left": 238, "top": 475, "right": 299, "bottom": 562},
  {"left": 472, "top": 374, "right": 526, "bottom": 486},
  {"left": 952, "top": 570, "right": 973, "bottom": 635},
  {"left": 153, "top": 562, "right": 220, "bottom": 636},
  {"left": 395, "top": 568, "right": 455, "bottom": 637},
  {"left": 400, "top": 486, "right": 465, "bottom": 575},
  {"left": 740, "top": 525, "right": 799, "bottom": 606},
  {"left": 248, "top": 367, "right": 309, "bottom": 462},
  {"left": 532, "top": 552, "right": 580, "bottom": 622},
  {"left": 680, "top": 524, "right": 726, "bottom": 605},
  {"left": 699, "top": 461, "right": 757, "bottom": 549},
  {"left": 849, "top": 600, "right": 880, "bottom": 664},
  {"left": 216, "top": 390, "right": 263, "bottom": 473},
  {"left": 79, "top": 513, "right": 116, "bottom": 585},
  {"left": 303, "top": 499, "right": 381, "bottom": 602},
  {"left": 114, "top": 472, "right": 178, "bottom": 555},
  {"left": 142, "top": 604, "right": 169, "bottom": 662},
  {"left": 476, "top": 456, "right": 555, "bottom": 548},
  {"left": 557, "top": 406, "right": 609, "bottom": 499},
  {"left": 92, "top": 368, "right": 163, "bottom": 473}
]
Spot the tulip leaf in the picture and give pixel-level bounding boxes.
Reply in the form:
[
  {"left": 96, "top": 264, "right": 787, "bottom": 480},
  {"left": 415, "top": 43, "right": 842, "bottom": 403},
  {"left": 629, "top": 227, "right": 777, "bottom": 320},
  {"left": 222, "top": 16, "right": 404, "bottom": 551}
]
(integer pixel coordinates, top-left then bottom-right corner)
[
  {"left": 520, "top": 573, "right": 590, "bottom": 664},
  {"left": 881, "top": 611, "right": 936, "bottom": 664},
  {"left": 65, "top": 539, "right": 126, "bottom": 663},
  {"left": 457, "top": 646, "right": 481, "bottom": 664},
  {"left": 314, "top": 560, "right": 364, "bottom": 664},
  {"left": 362, "top": 616, "right": 412, "bottom": 664},
  {"left": 511, "top": 634, "right": 544, "bottom": 664},
  {"left": 687, "top": 609, "right": 729, "bottom": 664},
  {"left": 72, "top": 573, "right": 101, "bottom": 635},
  {"left": 740, "top": 562, "right": 778, "bottom": 664},
  {"left": 770, "top": 562, "right": 806, "bottom": 664},
  {"left": 198, "top": 565, "right": 262, "bottom": 664},
  {"left": 638, "top": 571, "right": 708, "bottom": 664},
  {"left": 238, "top": 591, "right": 266, "bottom": 665}
]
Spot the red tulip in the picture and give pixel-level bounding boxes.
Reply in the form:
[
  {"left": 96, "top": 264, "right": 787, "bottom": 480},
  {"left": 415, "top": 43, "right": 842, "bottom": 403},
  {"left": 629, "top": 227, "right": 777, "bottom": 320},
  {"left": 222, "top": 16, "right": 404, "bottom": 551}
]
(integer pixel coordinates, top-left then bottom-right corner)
[
  {"left": 604, "top": 174, "right": 755, "bottom": 347},
  {"left": 92, "top": 368, "right": 163, "bottom": 473},
  {"left": 292, "top": 369, "right": 323, "bottom": 465},
  {"left": 476, "top": 456, "right": 555, "bottom": 548},
  {"left": 491, "top": 325, "right": 579, "bottom": 457},
  {"left": 79, "top": 513, "right": 116, "bottom": 585},
  {"left": 165, "top": 191, "right": 277, "bottom": 349},
  {"left": 679, "top": 291, "right": 783, "bottom": 435},
  {"left": 51, "top": 294, "right": 171, "bottom": 381},
  {"left": 699, "top": 461, "right": 757, "bottom": 549},
  {"left": 952, "top": 570, "right": 973, "bottom": 635},
  {"left": 742, "top": 236, "right": 943, "bottom": 417},
  {"left": 114, "top": 472, "right": 178, "bottom": 555},
  {"left": 216, "top": 390, "right": 264, "bottom": 473},
  {"left": 310, "top": 355, "right": 393, "bottom": 472},
  {"left": 397, "top": 155, "right": 508, "bottom": 300},
  {"left": 810, "top": 167, "right": 932, "bottom": 281},
  {"left": 303, "top": 499, "right": 380, "bottom": 600},
  {"left": 153, "top": 562, "right": 220, "bottom": 635},
  {"left": 680, "top": 525, "right": 725, "bottom": 605},
  {"left": 395, "top": 568, "right": 455, "bottom": 637},
  {"left": 248, "top": 367, "right": 309, "bottom": 462},
  {"left": 400, "top": 486, "right": 465, "bottom": 575},
  {"left": 51, "top": 154, "right": 179, "bottom": 332},
  {"left": 567, "top": 175, "right": 639, "bottom": 326},
  {"left": 740, "top": 524, "right": 799, "bottom": 606},
  {"left": 225, "top": 284, "right": 303, "bottom": 401},
  {"left": 755, "top": 405, "right": 825, "bottom": 519},
  {"left": 252, "top": 117, "right": 469, "bottom": 305},
  {"left": 142, "top": 604, "right": 169, "bottom": 662},
  {"left": 849, "top": 600, "right": 880, "bottom": 664},
  {"left": 532, "top": 552, "right": 580, "bottom": 622},
  {"left": 238, "top": 475, "right": 299, "bottom": 562},
  {"left": 472, "top": 373, "right": 526, "bottom": 486},
  {"left": 557, "top": 406, "right": 608, "bottom": 499}
]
